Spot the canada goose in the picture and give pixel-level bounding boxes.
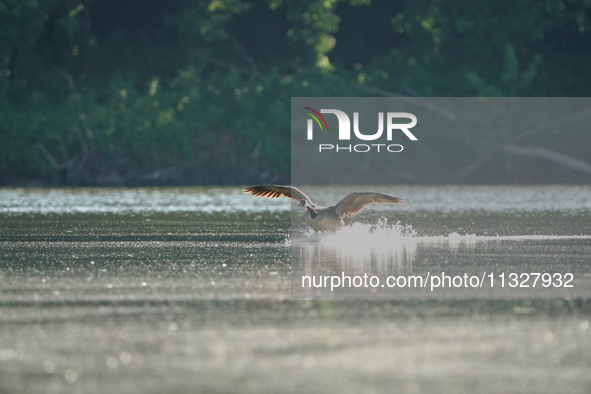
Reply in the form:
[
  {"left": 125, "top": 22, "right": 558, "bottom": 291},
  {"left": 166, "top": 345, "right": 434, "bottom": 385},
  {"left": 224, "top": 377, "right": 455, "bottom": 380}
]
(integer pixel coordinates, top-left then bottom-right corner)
[{"left": 242, "top": 185, "right": 403, "bottom": 232}]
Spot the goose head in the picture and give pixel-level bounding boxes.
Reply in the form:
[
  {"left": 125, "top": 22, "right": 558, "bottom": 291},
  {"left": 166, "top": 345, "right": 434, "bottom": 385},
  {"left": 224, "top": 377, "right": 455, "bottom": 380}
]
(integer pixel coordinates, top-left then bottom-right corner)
[
  {"left": 298, "top": 198, "right": 319, "bottom": 218},
  {"left": 298, "top": 198, "right": 308, "bottom": 208}
]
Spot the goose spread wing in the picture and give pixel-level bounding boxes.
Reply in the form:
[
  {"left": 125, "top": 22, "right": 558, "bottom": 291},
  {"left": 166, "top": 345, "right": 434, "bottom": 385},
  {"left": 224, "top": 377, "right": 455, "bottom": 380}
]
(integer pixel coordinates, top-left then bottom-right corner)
[
  {"left": 333, "top": 192, "right": 403, "bottom": 218},
  {"left": 242, "top": 185, "right": 312, "bottom": 203}
]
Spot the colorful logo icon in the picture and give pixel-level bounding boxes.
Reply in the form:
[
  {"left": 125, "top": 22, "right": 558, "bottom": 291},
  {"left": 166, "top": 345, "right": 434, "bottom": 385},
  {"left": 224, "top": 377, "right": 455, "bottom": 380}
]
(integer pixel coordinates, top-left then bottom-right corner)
[{"left": 302, "top": 107, "right": 328, "bottom": 131}]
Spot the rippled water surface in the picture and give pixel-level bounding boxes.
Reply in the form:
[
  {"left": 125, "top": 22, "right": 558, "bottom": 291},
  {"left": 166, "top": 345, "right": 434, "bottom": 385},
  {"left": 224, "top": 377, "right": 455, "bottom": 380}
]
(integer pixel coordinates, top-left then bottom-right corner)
[
  {"left": 2, "top": 184, "right": 591, "bottom": 214},
  {"left": 0, "top": 186, "right": 590, "bottom": 393}
]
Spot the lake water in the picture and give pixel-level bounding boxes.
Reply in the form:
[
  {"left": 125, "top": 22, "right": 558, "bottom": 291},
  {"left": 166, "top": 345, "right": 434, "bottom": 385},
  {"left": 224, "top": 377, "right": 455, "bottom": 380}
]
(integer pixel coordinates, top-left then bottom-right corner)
[{"left": 0, "top": 186, "right": 590, "bottom": 393}]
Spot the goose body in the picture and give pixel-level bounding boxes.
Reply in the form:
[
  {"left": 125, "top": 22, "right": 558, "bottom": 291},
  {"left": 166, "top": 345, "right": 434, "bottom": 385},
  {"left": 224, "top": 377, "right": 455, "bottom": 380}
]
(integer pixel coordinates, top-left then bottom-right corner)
[{"left": 242, "top": 185, "right": 403, "bottom": 232}]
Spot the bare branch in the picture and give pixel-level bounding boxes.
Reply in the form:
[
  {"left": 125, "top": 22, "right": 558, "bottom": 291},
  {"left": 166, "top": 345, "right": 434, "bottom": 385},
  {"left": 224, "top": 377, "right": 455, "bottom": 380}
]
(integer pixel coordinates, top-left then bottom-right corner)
[
  {"left": 36, "top": 143, "right": 78, "bottom": 171},
  {"left": 350, "top": 83, "right": 457, "bottom": 120},
  {"left": 61, "top": 71, "right": 96, "bottom": 153},
  {"left": 228, "top": 35, "right": 264, "bottom": 79},
  {"left": 68, "top": 127, "right": 91, "bottom": 177},
  {"left": 504, "top": 144, "right": 591, "bottom": 176},
  {"left": 448, "top": 107, "right": 591, "bottom": 179},
  {"left": 196, "top": 50, "right": 256, "bottom": 76},
  {"left": 196, "top": 35, "right": 265, "bottom": 79}
]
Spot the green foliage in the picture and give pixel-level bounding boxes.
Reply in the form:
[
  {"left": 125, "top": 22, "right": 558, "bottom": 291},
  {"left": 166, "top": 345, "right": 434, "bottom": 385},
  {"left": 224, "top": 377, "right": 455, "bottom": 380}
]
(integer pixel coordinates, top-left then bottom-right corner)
[{"left": 1, "top": 0, "right": 591, "bottom": 184}]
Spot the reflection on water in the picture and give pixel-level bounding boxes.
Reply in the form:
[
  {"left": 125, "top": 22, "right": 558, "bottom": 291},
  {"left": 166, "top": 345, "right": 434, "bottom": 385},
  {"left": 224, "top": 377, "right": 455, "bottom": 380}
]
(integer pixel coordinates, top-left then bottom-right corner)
[
  {"left": 294, "top": 221, "right": 418, "bottom": 278},
  {"left": 291, "top": 216, "right": 591, "bottom": 299}
]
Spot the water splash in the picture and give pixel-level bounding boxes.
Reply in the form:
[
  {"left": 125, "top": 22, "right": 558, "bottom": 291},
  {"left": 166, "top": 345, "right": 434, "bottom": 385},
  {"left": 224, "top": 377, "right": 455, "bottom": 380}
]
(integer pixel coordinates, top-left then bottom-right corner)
[
  {"left": 294, "top": 218, "right": 416, "bottom": 244},
  {"left": 292, "top": 219, "right": 419, "bottom": 275},
  {"left": 293, "top": 219, "right": 591, "bottom": 246},
  {"left": 291, "top": 219, "right": 591, "bottom": 278}
]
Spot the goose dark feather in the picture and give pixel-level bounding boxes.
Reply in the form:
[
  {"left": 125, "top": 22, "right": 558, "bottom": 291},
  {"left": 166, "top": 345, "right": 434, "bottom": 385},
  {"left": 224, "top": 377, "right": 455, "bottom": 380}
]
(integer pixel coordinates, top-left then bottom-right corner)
[{"left": 243, "top": 185, "right": 403, "bottom": 232}]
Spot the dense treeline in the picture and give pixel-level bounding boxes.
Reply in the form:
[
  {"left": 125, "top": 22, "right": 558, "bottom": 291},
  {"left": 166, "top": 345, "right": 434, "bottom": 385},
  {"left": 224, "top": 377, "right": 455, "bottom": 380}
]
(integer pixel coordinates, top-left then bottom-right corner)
[{"left": 1, "top": 0, "right": 591, "bottom": 186}]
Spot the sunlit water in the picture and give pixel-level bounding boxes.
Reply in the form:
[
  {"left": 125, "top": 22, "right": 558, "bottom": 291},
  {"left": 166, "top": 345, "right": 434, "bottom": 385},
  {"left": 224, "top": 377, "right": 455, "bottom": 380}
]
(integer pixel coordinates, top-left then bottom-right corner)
[
  {"left": 0, "top": 186, "right": 590, "bottom": 393},
  {"left": 292, "top": 220, "right": 591, "bottom": 298},
  {"left": 2, "top": 184, "right": 591, "bottom": 214}
]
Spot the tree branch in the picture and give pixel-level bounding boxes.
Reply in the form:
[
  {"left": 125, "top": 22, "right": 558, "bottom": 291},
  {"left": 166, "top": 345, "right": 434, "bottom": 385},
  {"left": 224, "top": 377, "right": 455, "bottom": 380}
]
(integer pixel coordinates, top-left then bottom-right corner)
[
  {"left": 69, "top": 127, "right": 90, "bottom": 177},
  {"left": 350, "top": 83, "right": 457, "bottom": 120},
  {"left": 504, "top": 144, "right": 591, "bottom": 176},
  {"left": 195, "top": 50, "right": 254, "bottom": 76},
  {"left": 228, "top": 35, "right": 264, "bottom": 79},
  {"left": 196, "top": 35, "right": 264, "bottom": 79},
  {"left": 61, "top": 71, "right": 96, "bottom": 153},
  {"left": 447, "top": 107, "right": 591, "bottom": 179},
  {"left": 36, "top": 143, "right": 78, "bottom": 171}
]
